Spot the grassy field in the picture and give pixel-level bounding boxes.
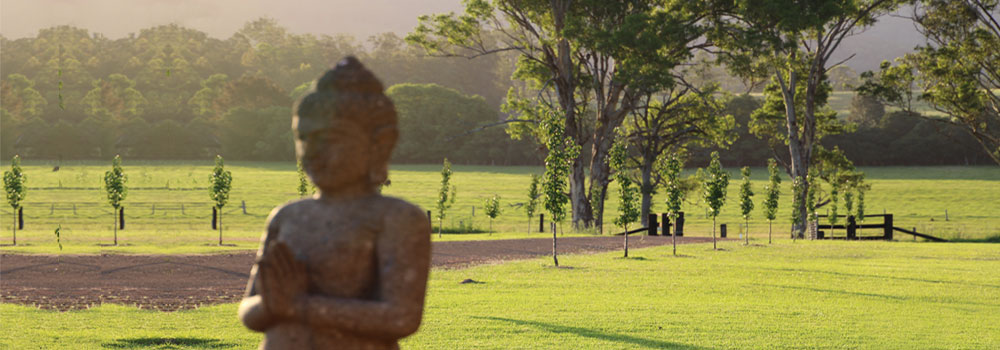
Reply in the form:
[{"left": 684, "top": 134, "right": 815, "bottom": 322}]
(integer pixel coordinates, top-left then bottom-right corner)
[
  {"left": 0, "top": 160, "right": 997, "bottom": 254},
  {"left": 2, "top": 240, "right": 998, "bottom": 349}
]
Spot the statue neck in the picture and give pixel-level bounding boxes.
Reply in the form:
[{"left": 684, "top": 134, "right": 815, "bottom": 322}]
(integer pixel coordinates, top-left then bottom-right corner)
[{"left": 316, "top": 184, "right": 377, "bottom": 202}]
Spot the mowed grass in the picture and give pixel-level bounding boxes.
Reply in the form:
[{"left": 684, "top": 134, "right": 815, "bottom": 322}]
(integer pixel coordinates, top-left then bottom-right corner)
[
  {"left": 0, "top": 161, "right": 997, "bottom": 254},
  {"left": 2, "top": 240, "right": 998, "bottom": 349}
]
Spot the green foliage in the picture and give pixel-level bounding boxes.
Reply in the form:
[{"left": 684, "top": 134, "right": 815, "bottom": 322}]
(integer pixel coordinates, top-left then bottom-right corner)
[
  {"left": 436, "top": 159, "right": 457, "bottom": 235},
  {"left": 790, "top": 176, "right": 804, "bottom": 227},
  {"left": 663, "top": 155, "right": 684, "bottom": 219},
  {"left": 208, "top": 155, "right": 231, "bottom": 209},
  {"left": 806, "top": 169, "right": 820, "bottom": 223},
  {"left": 856, "top": 187, "right": 866, "bottom": 223},
  {"left": 0, "top": 20, "right": 515, "bottom": 162},
  {"left": 53, "top": 225, "right": 62, "bottom": 251},
  {"left": 763, "top": 159, "right": 781, "bottom": 221},
  {"left": 610, "top": 140, "right": 639, "bottom": 230},
  {"left": 739, "top": 167, "right": 754, "bottom": 220},
  {"left": 701, "top": 152, "right": 730, "bottom": 219},
  {"left": 484, "top": 195, "right": 501, "bottom": 220},
  {"left": 103, "top": 155, "right": 127, "bottom": 209},
  {"left": 525, "top": 174, "right": 540, "bottom": 224},
  {"left": 387, "top": 83, "right": 534, "bottom": 164},
  {"left": 484, "top": 194, "right": 501, "bottom": 234},
  {"left": 750, "top": 75, "right": 851, "bottom": 148},
  {"left": 296, "top": 159, "right": 310, "bottom": 197},
  {"left": 3, "top": 155, "right": 27, "bottom": 210},
  {"left": 541, "top": 118, "right": 580, "bottom": 225},
  {"left": 828, "top": 171, "right": 841, "bottom": 227},
  {"left": 219, "top": 106, "right": 294, "bottom": 161}
]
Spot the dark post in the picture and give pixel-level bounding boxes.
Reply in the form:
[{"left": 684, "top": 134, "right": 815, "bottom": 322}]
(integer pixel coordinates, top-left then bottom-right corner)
[
  {"left": 720, "top": 224, "right": 727, "bottom": 238},
  {"left": 648, "top": 214, "right": 658, "bottom": 236},
  {"left": 884, "top": 214, "right": 893, "bottom": 240},
  {"left": 212, "top": 207, "right": 218, "bottom": 230},
  {"left": 18, "top": 207, "right": 23, "bottom": 230},
  {"left": 241, "top": 200, "right": 247, "bottom": 214},
  {"left": 119, "top": 207, "right": 125, "bottom": 230},
  {"left": 661, "top": 213, "right": 670, "bottom": 236},
  {"left": 539, "top": 214, "right": 545, "bottom": 233},
  {"left": 426, "top": 210, "right": 431, "bottom": 223},
  {"left": 675, "top": 212, "right": 685, "bottom": 237},
  {"left": 846, "top": 215, "right": 856, "bottom": 239}
]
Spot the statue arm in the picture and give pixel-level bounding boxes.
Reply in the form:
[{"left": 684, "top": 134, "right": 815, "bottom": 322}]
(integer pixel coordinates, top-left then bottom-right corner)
[
  {"left": 238, "top": 207, "right": 283, "bottom": 332},
  {"left": 294, "top": 204, "right": 432, "bottom": 340}
]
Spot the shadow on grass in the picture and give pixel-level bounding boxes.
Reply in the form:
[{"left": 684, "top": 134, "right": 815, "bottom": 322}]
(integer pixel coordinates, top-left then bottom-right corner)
[
  {"left": 760, "top": 283, "right": 1000, "bottom": 308},
  {"left": 759, "top": 266, "right": 1000, "bottom": 289},
  {"left": 950, "top": 235, "right": 1000, "bottom": 243},
  {"left": 102, "top": 337, "right": 237, "bottom": 349},
  {"left": 474, "top": 316, "right": 712, "bottom": 349}
]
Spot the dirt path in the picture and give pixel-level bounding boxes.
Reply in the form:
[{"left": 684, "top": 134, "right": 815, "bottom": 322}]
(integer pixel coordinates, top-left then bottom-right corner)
[{"left": 1, "top": 235, "right": 715, "bottom": 311}]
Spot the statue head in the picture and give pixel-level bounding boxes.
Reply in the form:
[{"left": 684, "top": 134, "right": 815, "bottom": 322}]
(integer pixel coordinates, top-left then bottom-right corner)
[{"left": 292, "top": 56, "right": 397, "bottom": 193}]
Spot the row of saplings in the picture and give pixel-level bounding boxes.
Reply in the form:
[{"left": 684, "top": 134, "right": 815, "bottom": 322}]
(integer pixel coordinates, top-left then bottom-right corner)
[
  {"left": 429, "top": 144, "right": 871, "bottom": 264},
  {"left": 2, "top": 154, "right": 233, "bottom": 247}
]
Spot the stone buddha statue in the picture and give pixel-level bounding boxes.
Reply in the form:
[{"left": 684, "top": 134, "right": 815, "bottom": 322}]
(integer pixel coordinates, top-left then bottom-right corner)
[{"left": 238, "top": 56, "right": 431, "bottom": 349}]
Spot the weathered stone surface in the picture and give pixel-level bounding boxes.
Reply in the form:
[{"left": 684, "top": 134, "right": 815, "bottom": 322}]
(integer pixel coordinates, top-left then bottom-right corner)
[{"left": 238, "top": 56, "right": 431, "bottom": 349}]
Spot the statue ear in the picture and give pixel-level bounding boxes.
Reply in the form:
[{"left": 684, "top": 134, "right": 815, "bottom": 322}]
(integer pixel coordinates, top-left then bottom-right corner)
[
  {"left": 368, "top": 126, "right": 397, "bottom": 186},
  {"left": 370, "top": 126, "right": 397, "bottom": 161}
]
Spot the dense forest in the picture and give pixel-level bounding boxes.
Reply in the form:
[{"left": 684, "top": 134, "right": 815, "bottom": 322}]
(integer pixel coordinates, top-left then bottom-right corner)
[{"left": 0, "top": 18, "right": 991, "bottom": 165}]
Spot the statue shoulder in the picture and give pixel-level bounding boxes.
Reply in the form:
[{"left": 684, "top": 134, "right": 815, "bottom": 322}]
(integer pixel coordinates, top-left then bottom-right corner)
[
  {"left": 265, "top": 198, "right": 313, "bottom": 227},
  {"left": 371, "top": 196, "right": 430, "bottom": 232}
]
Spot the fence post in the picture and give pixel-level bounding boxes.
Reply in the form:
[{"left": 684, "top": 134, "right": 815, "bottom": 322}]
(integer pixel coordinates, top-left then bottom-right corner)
[
  {"left": 152, "top": 204, "right": 156, "bottom": 215},
  {"left": 73, "top": 203, "right": 77, "bottom": 215},
  {"left": 661, "top": 213, "right": 670, "bottom": 236},
  {"left": 884, "top": 214, "right": 893, "bottom": 240},
  {"left": 847, "top": 215, "right": 856, "bottom": 240},
  {"left": 675, "top": 212, "right": 684, "bottom": 237},
  {"left": 241, "top": 200, "right": 247, "bottom": 214},
  {"left": 539, "top": 214, "right": 545, "bottom": 233},
  {"left": 212, "top": 207, "right": 217, "bottom": 230},
  {"left": 648, "top": 214, "right": 658, "bottom": 236},
  {"left": 181, "top": 203, "right": 185, "bottom": 215},
  {"left": 720, "top": 224, "right": 727, "bottom": 238}
]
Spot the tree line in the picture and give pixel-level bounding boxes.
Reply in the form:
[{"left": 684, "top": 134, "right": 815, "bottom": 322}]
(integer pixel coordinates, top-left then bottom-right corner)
[{"left": 0, "top": 20, "right": 536, "bottom": 164}]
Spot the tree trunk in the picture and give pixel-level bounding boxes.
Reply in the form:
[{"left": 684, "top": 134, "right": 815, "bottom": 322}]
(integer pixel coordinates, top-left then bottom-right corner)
[
  {"left": 439, "top": 218, "right": 443, "bottom": 238},
  {"left": 639, "top": 158, "right": 654, "bottom": 228},
  {"left": 671, "top": 225, "right": 676, "bottom": 256},
  {"left": 218, "top": 209, "right": 223, "bottom": 245},
  {"left": 12, "top": 209, "right": 16, "bottom": 246},
  {"left": 489, "top": 219, "right": 492, "bottom": 235},
  {"left": 551, "top": 222, "right": 558, "bottom": 267},
  {"left": 570, "top": 158, "right": 592, "bottom": 230},
  {"left": 777, "top": 69, "right": 810, "bottom": 239},
  {"left": 769, "top": 220, "right": 773, "bottom": 244},
  {"left": 712, "top": 216, "right": 717, "bottom": 250},
  {"left": 113, "top": 208, "right": 118, "bottom": 246},
  {"left": 745, "top": 218, "right": 749, "bottom": 245},
  {"left": 623, "top": 224, "right": 629, "bottom": 258}
]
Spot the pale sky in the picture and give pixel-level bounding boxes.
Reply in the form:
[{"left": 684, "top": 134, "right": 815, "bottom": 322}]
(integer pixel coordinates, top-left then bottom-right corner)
[
  {"left": 0, "top": 0, "right": 464, "bottom": 40},
  {"left": 1, "top": 0, "right": 922, "bottom": 72}
]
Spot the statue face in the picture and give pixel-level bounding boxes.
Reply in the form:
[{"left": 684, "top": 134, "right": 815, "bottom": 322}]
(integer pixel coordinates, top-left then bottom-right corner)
[{"left": 297, "top": 119, "right": 373, "bottom": 192}]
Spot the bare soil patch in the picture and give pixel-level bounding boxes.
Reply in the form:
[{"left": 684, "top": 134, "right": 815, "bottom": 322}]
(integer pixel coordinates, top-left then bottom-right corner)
[{"left": 1, "top": 235, "right": 715, "bottom": 311}]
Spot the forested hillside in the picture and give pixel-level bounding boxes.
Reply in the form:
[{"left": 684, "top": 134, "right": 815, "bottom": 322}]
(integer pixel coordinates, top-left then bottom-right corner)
[{"left": 0, "top": 19, "right": 538, "bottom": 164}]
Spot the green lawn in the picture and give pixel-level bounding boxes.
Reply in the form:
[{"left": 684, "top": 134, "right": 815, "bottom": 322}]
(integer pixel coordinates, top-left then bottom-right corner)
[
  {"left": 0, "top": 161, "right": 997, "bottom": 254},
  {"left": 3, "top": 240, "right": 998, "bottom": 349}
]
